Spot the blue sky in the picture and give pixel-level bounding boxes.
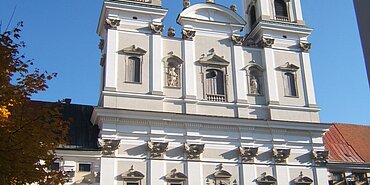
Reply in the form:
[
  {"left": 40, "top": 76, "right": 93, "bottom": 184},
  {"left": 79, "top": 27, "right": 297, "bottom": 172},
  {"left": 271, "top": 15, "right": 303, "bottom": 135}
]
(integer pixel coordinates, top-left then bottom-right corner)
[{"left": 0, "top": 0, "right": 369, "bottom": 125}]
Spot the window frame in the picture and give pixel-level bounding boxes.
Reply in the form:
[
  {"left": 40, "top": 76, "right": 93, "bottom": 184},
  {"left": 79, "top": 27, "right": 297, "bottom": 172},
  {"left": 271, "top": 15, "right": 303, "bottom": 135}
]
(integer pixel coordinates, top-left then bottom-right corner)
[
  {"left": 125, "top": 56, "right": 143, "bottom": 84},
  {"left": 273, "top": 0, "right": 290, "bottom": 22},
  {"left": 283, "top": 72, "right": 298, "bottom": 97},
  {"left": 78, "top": 163, "right": 92, "bottom": 172}
]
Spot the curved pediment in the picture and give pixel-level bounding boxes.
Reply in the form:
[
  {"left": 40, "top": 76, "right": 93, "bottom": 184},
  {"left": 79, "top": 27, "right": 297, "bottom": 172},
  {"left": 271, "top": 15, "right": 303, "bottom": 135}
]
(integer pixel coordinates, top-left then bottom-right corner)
[{"left": 178, "top": 3, "right": 246, "bottom": 26}]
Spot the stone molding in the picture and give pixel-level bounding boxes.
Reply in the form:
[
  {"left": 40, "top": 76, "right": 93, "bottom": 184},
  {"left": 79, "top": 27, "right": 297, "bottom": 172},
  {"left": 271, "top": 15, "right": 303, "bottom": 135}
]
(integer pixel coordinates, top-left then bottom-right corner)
[
  {"left": 184, "top": 143, "right": 205, "bottom": 159},
  {"left": 105, "top": 18, "right": 120, "bottom": 29},
  {"left": 273, "top": 148, "right": 291, "bottom": 163},
  {"left": 97, "top": 138, "right": 120, "bottom": 155},
  {"left": 231, "top": 35, "right": 244, "bottom": 46},
  {"left": 182, "top": 29, "right": 196, "bottom": 40},
  {"left": 147, "top": 141, "right": 168, "bottom": 158},
  {"left": 255, "top": 172, "right": 277, "bottom": 184},
  {"left": 150, "top": 23, "right": 164, "bottom": 34},
  {"left": 239, "top": 147, "right": 258, "bottom": 161},
  {"left": 258, "top": 37, "right": 275, "bottom": 48}
]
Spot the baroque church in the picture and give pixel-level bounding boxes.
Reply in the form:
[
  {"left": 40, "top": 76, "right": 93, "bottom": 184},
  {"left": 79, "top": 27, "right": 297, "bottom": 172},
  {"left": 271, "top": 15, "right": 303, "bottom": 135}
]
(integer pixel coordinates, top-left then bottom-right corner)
[{"left": 56, "top": 0, "right": 334, "bottom": 184}]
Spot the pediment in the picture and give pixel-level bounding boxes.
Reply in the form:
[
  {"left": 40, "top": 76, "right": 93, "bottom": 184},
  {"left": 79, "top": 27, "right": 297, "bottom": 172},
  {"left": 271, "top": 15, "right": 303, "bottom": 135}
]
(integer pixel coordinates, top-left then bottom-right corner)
[
  {"left": 277, "top": 62, "right": 299, "bottom": 72},
  {"left": 255, "top": 173, "right": 277, "bottom": 184},
  {"left": 243, "top": 60, "right": 264, "bottom": 72},
  {"left": 121, "top": 166, "right": 144, "bottom": 181},
  {"left": 294, "top": 172, "right": 313, "bottom": 185},
  {"left": 214, "top": 170, "right": 232, "bottom": 178},
  {"left": 120, "top": 45, "right": 147, "bottom": 56},
  {"left": 199, "top": 48, "right": 229, "bottom": 66},
  {"left": 178, "top": 3, "right": 246, "bottom": 25},
  {"left": 165, "top": 169, "right": 187, "bottom": 182}
]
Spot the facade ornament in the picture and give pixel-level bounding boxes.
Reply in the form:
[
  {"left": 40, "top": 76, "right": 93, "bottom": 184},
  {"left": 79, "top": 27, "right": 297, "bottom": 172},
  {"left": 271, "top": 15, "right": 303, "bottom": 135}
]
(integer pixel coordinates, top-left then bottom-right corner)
[
  {"left": 254, "top": 172, "right": 277, "bottom": 185},
  {"left": 258, "top": 37, "right": 275, "bottom": 48},
  {"left": 273, "top": 148, "right": 291, "bottom": 163},
  {"left": 206, "top": 0, "right": 215, "bottom": 3},
  {"left": 121, "top": 165, "right": 145, "bottom": 181},
  {"left": 97, "top": 138, "right": 120, "bottom": 155},
  {"left": 299, "top": 42, "right": 312, "bottom": 52},
  {"left": 250, "top": 76, "right": 259, "bottom": 94},
  {"left": 183, "top": 0, "right": 190, "bottom": 9},
  {"left": 231, "top": 35, "right": 244, "bottom": 46},
  {"left": 167, "top": 67, "right": 179, "bottom": 87},
  {"left": 239, "top": 147, "right": 258, "bottom": 161},
  {"left": 120, "top": 45, "right": 147, "bottom": 56},
  {"left": 230, "top": 4, "right": 237, "bottom": 12},
  {"left": 199, "top": 48, "right": 230, "bottom": 66},
  {"left": 98, "top": 39, "right": 104, "bottom": 51},
  {"left": 213, "top": 164, "right": 232, "bottom": 185},
  {"left": 278, "top": 62, "right": 300, "bottom": 72},
  {"left": 182, "top": 29, "right": 196, "bottom": 40},
  {"left": 150, "top": 23, "right": 164, "bottom": 34},
  {"left": 147, "top": 141, "right": 168, "bottom": 158},
  {"left": 168, "top": 27, "right": 175, "bottom": 37},
  {"left": 184, "top": 143, "right": 205, "bottom": 159},
  {"left": 105, "top": 18, "right": 120, "bottom": 29},
  {"left": 312, "top": 150, "right": 329, "bottom": 164},
  {"left": 293, "top": 171, "right": 314, "bottom": 185},
  {"left": 165, "top": 169, "right": 188, "bottom": 182}
]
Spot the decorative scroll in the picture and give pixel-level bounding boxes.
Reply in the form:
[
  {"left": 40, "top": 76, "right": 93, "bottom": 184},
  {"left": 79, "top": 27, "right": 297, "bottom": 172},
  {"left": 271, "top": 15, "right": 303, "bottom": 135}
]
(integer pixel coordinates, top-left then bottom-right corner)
[
  {"left": 231, "top": 35, "right": 244, "bottom": 46},
  {"left": 182, "top": 29, "right": 196, "bottom": 40},
  {"left": 312, "top": 150, "right": 329, "bottom": 164},
  {"left": 97, "top": 138, "right": 120, "bottom": 155},
  {"left": 299, "top": 42, "right": 312, "bottom": 52},
  {"left": 105, "top": 18, "right": 120, "bottom": 29},
  {"left": 273, "top": 148, "right": 291, "bottom": 163},
  {"left": 239, "top": 147, "right": 258, "bottom": 161},
  {"left": 150, "top": 23, "right": 164, "bottom": 34},
  {"left": 258, "top": 37, "right": 275, "bottom": 48},
  {"left": 184, "top": 143, "right": 205, "bottom": 159},
  {"left": 147, "top": 141, "right": 168, "bottom": 158}
]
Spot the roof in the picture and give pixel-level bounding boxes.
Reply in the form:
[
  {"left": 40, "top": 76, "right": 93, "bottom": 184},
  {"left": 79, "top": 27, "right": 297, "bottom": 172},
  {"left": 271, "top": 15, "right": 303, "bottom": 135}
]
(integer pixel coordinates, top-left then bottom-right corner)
[
  {"left": 32, "top": 101, "right": 100, "bottom": 150},
  {"left": 323, "top": 124, "right": 370, "bottom": 163}
]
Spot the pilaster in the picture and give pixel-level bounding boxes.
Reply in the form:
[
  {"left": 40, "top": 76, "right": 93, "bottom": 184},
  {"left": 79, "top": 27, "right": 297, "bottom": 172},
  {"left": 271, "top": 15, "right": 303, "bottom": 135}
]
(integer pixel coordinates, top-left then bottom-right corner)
[
  {"left": 300, "top": 52, "right": 317, "bottom": 107},
  {"left": 150, "top": 160, "right": 166, "bottom": 185},
  {"left": 276, "top": 165, "right": 290, "bottom": 185},
  {"left": 182, "top": 39, "right": 197, "bottom": 99},
  {"left": 242, "top": 164, "right": 257, "bottom": 185},
  {"left": 314, "top": 167, "right": 329, "bottom": 185},
  {"left": 186, "top": 161, "right": 203, "bottom": 185},
  {"left": 232, "top": 44, "right": 247, "bottom": 103},
  {"left": 262, "top": 48, "right": 280, "bottom": 105},
  {"left": 105, "top": 29, "right": 118, "bottom": 91},
  {"left": 258, "top": 0, "right": 272, "bottom": 20},
  {"left": 293, "top": 0, "right": 305, "bottom": 24},
  {"left": 100, "top": 157, "right": 116, "bottom": 185},
  {"left": 150, "top": 33, "right": 164, "bottom": 95}
]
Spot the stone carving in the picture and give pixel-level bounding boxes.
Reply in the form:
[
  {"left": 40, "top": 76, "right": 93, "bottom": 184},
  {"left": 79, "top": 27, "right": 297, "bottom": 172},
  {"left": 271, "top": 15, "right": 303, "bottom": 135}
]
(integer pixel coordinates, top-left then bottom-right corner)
[
  {"left": 150, "top": 23, "right": 164, "bottom": 34},
  {"left": 250, "top": 76, "right": 259, "bottom": 94},
  {"left": 97, "top": 138, "right": 120, "bottom": 155},
  {"left": 213, "top": 164, "right": 232, "bottom": 185},
  {"left": 312, "top": 150, "right": 329, "bottom": 164},
  {"left": 258, "top": 37, "right": 275, "bottom": 48},
  {"left": 147, "top": 141, "right": 168, "bottom": 158},
  {"left": 299, "top": 42, "right": 312, "bottom": 52},
  {"left": 273, "top": 148, "right": 291, "bottom": 163},
  {"left": 105, "top": 18, "right": 120, "bottom": 29},
  {"left": 165, "top": 169, "right": 188, "bottom": 182},
  {"left": 255, "top": 172, "right": 277, "bottom": 185},
  {"left": 183, "top": 0, "right": 190, "bottom": 9},
  {"left": 199, "top": 48, "right": 230, "bottom": 66},
  {"left": 167, "top": 67, "right": 179, "bottom": 87},
  {"left": 98, "top": 39, "right": 104, "bottom": 51},
  {"left": 168, "top": 27, "right": 175, "bottom": 37},
  {"left": 231, "top": 35, "right": 244, "bottom": 46},
  {"left": 294, "top": 172, "right": 313, "bottom": 185},
  {"left": 121, "top": 165, "right": 145, "bottom": 181},
  {"left": 230, "top": 4, "right": 237, "bottom": 12},
  {"left": 278, "top": 62, "right": 300, "bottom": 72},
  {"left": 184, "top": 143, "right": 205, "bottom": 159},
  {"left": 121, "top": 45, "right": 147, "bottom": 56},
  {"left": 182, "top": 29, "right": 196, "bottom": 40},
  {"left": 239, "top": 147, "right": 258, "bottom": 161}
]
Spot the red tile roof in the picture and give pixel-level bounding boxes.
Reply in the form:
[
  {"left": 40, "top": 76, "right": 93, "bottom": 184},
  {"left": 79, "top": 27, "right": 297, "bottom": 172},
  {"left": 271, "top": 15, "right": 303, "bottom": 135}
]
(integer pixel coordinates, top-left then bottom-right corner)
[{"left": 323, "top": 124, "right": 370, "bottom": 163}]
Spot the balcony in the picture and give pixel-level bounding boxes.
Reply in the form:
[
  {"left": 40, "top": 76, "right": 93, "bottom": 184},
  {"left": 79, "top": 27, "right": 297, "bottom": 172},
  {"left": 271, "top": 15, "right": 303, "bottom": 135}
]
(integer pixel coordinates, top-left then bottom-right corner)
[
  {"left": 275, "top": 16, "right": 289, "bottom": 22},
  {"left": 207, "top": 94, "right": 226, "bottom": 102}
]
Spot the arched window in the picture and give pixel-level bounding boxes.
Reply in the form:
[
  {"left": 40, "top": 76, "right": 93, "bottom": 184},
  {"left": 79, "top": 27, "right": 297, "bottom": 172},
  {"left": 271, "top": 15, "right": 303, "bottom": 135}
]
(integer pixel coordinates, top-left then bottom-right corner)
[
  {"left": 274, "top": 0, "right": 288, "bottom": 21},
  {"left": 250, "top": 5, "right": 257, "bottom": 28},
  {"left": 126, "top": 56, "right": 141, "bottom": 83},
  {"left": 206, "top": 69, "right": 225, "bottom": 102},
  {"left": 285, "top": 72, "right": 297, "bottom": 96}
]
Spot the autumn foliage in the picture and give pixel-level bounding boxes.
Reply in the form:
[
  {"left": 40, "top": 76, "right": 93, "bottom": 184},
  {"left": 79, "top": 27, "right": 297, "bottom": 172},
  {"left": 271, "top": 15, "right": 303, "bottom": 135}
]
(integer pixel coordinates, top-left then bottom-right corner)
[{"left": 0, "top": 22, "right": 69, "bottom": 184}]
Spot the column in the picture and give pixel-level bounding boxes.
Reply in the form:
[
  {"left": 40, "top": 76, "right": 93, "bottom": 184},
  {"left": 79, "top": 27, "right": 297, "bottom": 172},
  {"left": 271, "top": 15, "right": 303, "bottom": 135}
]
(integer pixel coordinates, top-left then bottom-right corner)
[
  {"left": 263, "top": 48, "right": 280, "bottom": 104},
  {"left": 105, "top": 29, "right": 118, "bottom": 91},
  {"left": 182, "top": 39, "right": 197, "bottom": 99},
  {"left": 300, "top": 52, "right": 317, "bottom": 107},
  {"left": 186, "top": 161, "right": 203, "bottom": 185},
  {"left": 100, "top": 157, "right": 116, "bottom": 185},
  {"left": 150, "top": 34, "right": 164, "bottom": 95},
  {"left": 149, "top": 160, "right": 166, "bottom": 185},
  {"left": 232, "top": 45, "right": 248, "bottom": 103}
]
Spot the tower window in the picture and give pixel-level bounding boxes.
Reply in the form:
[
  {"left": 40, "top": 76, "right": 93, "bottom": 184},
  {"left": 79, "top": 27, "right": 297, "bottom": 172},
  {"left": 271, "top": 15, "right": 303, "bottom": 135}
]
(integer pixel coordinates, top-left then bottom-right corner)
[
  {"left": 126, "top": 56, "right": 141, "bottom": 83},
  {"left": 274, "top": 0, "right": 289, "bottom": 21},
  {"left": 284, "top": 72, "right": 297, "bottom": 97},
  {"left": 249, "top": 5, "right": 257, "bottom": 28},
  {"left": 206, "top": 69, "right": 226, "bottom": 102}
]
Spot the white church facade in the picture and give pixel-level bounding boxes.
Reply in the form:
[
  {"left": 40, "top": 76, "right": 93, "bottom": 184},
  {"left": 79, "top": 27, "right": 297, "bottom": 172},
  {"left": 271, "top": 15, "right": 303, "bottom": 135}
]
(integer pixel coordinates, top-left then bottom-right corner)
[{"left": 58, "top": 0, "right": 333, "bottom": 184}]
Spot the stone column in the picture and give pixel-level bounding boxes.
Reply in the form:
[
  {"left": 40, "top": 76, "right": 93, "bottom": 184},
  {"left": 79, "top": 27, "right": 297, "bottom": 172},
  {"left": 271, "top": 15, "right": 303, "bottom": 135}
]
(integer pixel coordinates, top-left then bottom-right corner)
[
  {"left": 262, "top": 47, "right": 280, "bottom": 105},
  {"left": 105, "top": 29, "right": 118, "bottom": 91},
  {"left": 300, "top": 52, "right": 317, "bottom": 107},
  {"left": 150, "top": 27, "right": 164, "bottom": 95}
]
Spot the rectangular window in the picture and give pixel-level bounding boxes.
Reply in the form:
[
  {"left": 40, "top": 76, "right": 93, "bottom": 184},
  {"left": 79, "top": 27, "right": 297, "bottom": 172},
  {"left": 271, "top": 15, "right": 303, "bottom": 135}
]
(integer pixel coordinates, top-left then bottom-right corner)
[
  {"left": 79, "top": 163, "right": 91, "bottom": 172},
  {"left": 126, "top": 56, "right": 141, "bottom": 83},
  {"left": 284, "top": 72, "right": 298, "bottom": 97},
  {"left": 127, "top": 183, "right": 139, "bottom": 185}
]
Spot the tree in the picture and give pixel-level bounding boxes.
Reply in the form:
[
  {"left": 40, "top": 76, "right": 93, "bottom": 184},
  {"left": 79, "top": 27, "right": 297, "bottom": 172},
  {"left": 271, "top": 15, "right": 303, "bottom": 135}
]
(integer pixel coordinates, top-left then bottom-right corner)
[{"left": 0, "top": 22, "right": 69, "bottom": 184}]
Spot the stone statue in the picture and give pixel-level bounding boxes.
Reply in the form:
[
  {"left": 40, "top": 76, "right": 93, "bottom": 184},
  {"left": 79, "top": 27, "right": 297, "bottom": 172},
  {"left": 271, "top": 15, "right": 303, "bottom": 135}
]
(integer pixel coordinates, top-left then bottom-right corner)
[
  {"left": 250, "top": 76, "right": 259, "bottom": 94},
  {"left": 183, "top": 0, "right": 190, "bottom": 9},
  {"left": 168, "top": 67, "right": 179, "bottom": 87}
]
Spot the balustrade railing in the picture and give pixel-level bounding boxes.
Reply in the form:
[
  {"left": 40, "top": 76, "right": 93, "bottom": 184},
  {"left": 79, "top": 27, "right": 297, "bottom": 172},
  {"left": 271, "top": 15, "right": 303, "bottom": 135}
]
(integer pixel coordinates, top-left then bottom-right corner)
[
  {"left": 275, "top": 16, "right": 289, "bottom": 22},
  {"left": 207, "top": 94, "right": 226, "bottom": 102}
]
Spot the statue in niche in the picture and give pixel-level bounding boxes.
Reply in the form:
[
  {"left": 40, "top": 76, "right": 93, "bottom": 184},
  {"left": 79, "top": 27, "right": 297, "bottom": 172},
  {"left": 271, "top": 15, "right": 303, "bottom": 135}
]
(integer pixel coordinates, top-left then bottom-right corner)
[
  {"left": 167, "top": 66, "right": 179, "bottom": 87},
  {"left": 250, "top": 75, "right": 259, "bottom": 94}
]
